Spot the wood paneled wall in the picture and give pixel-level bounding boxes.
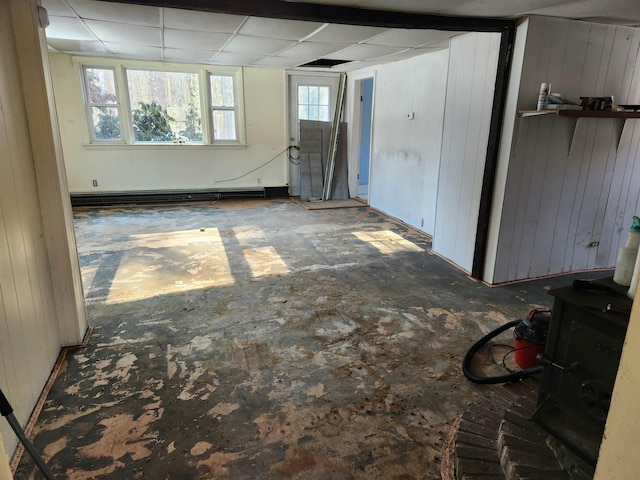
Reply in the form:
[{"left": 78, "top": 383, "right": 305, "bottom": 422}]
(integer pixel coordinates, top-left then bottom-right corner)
[
  {"left": 433, "top": 32, "right": 501, "bottom": 272},
  {"left": 488, "top": 16, "right": 640, "bottom": 283},
  {"left": 0, "top": 0, "right": 70, "bottom": 456},
  {"left": 361, "top": 50, "right": 448, "bottom": 235}
]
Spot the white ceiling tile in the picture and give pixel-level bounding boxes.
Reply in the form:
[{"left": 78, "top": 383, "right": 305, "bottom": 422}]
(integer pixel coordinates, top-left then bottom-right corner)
[
  {"left": 224, "top": 35, "right": 296, "bottom": 55},
  {"left": 210, "top": 52, "right": 265, "bottom": 66},
  {"left": 239, "top": 17, "right": 324, "bottom": 40},
  {"left": 365, "top": 29, "right": 459, "bottom": 47},
  {"left": 278, "top": 41, "right": 353, "bottom": 58},
  {"left": 42, "top": 0, "right": 76, "bottom": 17},
  {"left": 326, "top": 43, "right": 406, "bottom": 61},
  {"left": 163, "top": 49, "right": 217, "bottom": 64},
  {"left": 47, "top": 38, "right": 109, "bottom": 54},
  {"left": 67, "top": 0, "right": 161, "bottom": 26},
  {"left": 103, "top": 42, "right": 163, "bottom": 61},
  {"left": 306, "top": 24, "right": 388, "bottom": 43},
  {"left": 440, "top": 0, "right": 563, "bottom": 16},
  {"left": 84, "top": 20, "right": 161, "bottom": 47},
  {"left": 377, "top": 46, "right": 448, "bottom": 62},
  {"left": 46, "top": 16, "right": 96, "bottom": 40},
  {"left": 163, "top": 8, "right": 246, "bottom": 33},
  {"left": 164, "top": 29, "right": 231, "bottom": 51},
  {"left": 358, "top": 0, "right": 469, "bottom": 13},
  {"left": 528, "top": 0, "right": 640, "bottom": 20},
  {"left": 255, "top": 56, "right": 309, "bottom": 68}
]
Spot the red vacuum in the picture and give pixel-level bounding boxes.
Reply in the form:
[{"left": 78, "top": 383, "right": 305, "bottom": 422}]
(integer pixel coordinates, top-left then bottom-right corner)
[
  {"left": 513, "top": 308, "right": 552, "bottom": 369},
  {"left": 462, "top": 308, "right": 552, "bottom": 384}
]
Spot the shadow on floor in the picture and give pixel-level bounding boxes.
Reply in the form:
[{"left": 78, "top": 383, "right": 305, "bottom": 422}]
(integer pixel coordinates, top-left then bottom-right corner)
[{"left": 16, "top": 199, "right": 610, "bottom": 480}]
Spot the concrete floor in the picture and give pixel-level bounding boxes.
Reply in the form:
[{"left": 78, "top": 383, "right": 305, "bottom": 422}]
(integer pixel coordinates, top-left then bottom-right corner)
[{"left": 15, "top": 199, "right": 609, "bottom": 479}]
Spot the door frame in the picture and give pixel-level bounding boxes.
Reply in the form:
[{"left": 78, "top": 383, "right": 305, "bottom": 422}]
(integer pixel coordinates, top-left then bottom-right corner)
[
  {"left": 286, "top": 71, "right": 342, "bottom": 197},
  {"left": 347, "top": 70, "right": 376, "bottom": 203}
]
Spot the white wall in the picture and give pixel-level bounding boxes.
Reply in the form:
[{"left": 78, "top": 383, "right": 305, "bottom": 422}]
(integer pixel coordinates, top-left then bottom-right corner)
[
  {"left": 485, "top": 16, "right": 640, "bottom": 284},
  {"left": 1, "top": 0, "right": 86, "bottom": 456},
  {"left": 346, "top": 50, "right": 448, "bottom": 235},
  {"left": 49, "top": 55, "right": 288, "bottom": 193},
  {"left": 433, "top": 32, "right": 501, "bottom": 273}
]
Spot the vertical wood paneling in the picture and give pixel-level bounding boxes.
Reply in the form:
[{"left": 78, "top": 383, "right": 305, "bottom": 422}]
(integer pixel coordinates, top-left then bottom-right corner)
[
  {"left": 433, "top": 32, "right": 500, "bottom": 272},
  {"left": 0, "top": 0, "right": 62, "bottom": 456},
  {"left": 619, "top": 29, "right": 640, "bottom": 103},
  {"left": 361, "top": 49, "right": 448, "bottom": 235},
  {"left": 489, "top": 16, "right": 640, "bottom": 284}
]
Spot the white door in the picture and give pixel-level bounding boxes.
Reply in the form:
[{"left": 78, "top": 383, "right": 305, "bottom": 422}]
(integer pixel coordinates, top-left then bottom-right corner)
[{"left": 288, "top": 74, "right": 341, "bottom": 196}]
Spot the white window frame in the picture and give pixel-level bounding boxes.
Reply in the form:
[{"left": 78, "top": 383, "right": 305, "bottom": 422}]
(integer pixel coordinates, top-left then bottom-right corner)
[
  {"left": 78, "top": 59, "right": 245, "bottom": 147},
  {"left": 207, "top": 68, "right": 245, "bottom": 144},
  {"left": 81, "top": 66, "right": 124, "bottom": 144},
  {"left": 124, "top": 67, "right": 206, "bottom": 145}
]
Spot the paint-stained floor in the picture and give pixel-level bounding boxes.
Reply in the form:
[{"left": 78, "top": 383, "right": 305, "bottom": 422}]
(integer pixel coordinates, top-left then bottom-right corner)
[{"left": 15, "top": 200, "right": 609, "bottom": 479}]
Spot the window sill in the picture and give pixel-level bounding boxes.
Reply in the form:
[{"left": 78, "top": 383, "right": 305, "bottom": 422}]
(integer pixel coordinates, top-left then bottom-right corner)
[{"left": 82, "top": 142, "right": 247, "bottom": 150}]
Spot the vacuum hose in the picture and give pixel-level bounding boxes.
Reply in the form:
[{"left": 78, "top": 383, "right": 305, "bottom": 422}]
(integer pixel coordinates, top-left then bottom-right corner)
[
  {"left": 0, "top": 387, "right": 56, "bottom": 480},
  {"left": 462, "top": 320, "right": 542, "bottom": 384}
]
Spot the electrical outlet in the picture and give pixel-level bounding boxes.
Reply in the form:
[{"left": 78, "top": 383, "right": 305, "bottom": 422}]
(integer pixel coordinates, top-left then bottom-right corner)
[
  {"left": 92, "top": 179, "right": 98, "bottom": 187},
  {"left": 588, "top": 241, "right": 600, "bottom": 247}
]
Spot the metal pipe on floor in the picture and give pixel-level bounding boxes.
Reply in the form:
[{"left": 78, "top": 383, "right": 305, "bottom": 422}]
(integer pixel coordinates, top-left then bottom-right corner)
[{"left": 0, "top": 387, "right": 56, "bottom": 480}]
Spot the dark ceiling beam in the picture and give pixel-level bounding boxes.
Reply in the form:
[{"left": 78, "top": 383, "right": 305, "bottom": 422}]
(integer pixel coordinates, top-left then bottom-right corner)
[{"left": 100, "top": 0, "right": 514, "bottom": 32}]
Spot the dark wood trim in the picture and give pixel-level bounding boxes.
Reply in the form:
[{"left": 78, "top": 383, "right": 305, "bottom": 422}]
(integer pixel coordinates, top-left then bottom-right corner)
[
  {"left": 101, "top": 0, "right": 514, "bottom": 32},
  {"left": 471, "top": 26, "right": 516, "bottom": 280}
]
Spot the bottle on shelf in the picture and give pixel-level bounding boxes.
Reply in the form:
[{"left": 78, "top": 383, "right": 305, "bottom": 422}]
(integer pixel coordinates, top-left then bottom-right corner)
[{"left": 613, "top": 215, "right": 640, "bottom": 286}]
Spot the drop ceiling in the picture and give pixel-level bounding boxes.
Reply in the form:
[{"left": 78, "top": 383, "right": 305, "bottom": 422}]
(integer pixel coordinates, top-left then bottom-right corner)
[{"left": 43, "top": 0, "right": 640, "bottom": 71}]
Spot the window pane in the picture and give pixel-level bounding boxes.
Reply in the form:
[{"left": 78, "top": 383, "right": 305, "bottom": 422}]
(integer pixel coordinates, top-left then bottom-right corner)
[
  {"left": 298, "top": 86, "right": 308, "bottom": 105},
  {"left": 319, "top": 106, "right": 329, "bottom": 121},
  {"left": 212, "top": 110, "right": 237, "bottom": 140},
  {"left": 299, "top": 105, "right": 308, "bottom": 120},
  {"left": 85, "top": 68, "right": 117, "bottom": 104},
  {"left": 319, "top": 86, "right": 329, "bottom": 106},
  {"left": 127, "top": 69, "right": 201, "bottom": 142},
  {"left": 309, "top": 86, "right": 319, "bottom": 105},
  {"left": 309, "top": 105, "right": 319, "bottom": 120},
  {"left": 211, "top": 75, "right": 235, "bottom": 107},
  {"left": 90, "top": 106, "right": 121, "bottom": 140}
]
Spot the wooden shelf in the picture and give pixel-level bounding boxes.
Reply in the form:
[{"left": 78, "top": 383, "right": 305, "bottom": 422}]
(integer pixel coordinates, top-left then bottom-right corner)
[{"left": 519, "top": 109, "right": 640, "bottom": 118}]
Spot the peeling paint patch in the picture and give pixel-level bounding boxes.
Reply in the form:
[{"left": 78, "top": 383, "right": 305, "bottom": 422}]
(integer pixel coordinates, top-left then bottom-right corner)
[
  {"left": 190, "top": 441, "right": 213, "bottom": 456},
  {"left": 427, "top": 308, "right": 463, "bottom": 331},
  {"left": 268, "top": 446, "right": 317, "bottom": 478},
  {"left": 208, "top": 402, "right": 240, "bottom": 420},
  {"left": 197, "top": 451, "right": 244, "bottom": 477},
  {"left": 78, "top": 411, "right": 160, "bottom": 462}
]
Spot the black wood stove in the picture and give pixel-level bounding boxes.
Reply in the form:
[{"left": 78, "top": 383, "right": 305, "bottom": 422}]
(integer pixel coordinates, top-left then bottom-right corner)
[{"left": 533, "top": 277, "right": 632, "bottom": 466}]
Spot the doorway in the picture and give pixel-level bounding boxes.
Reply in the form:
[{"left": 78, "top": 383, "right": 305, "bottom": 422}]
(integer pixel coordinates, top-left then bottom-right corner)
[
  {"left": 357, "top": 77, "right": 374, "bottom": 201},
  {"left": 287, "top": 74, "right": 340, "bottom": 196}
]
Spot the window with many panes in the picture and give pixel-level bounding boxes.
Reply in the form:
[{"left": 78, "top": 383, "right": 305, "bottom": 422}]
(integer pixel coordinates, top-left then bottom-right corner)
[
  {"left": 83, "top": 67, "right": 122, "bottom": 142},
  {"left": 298, "top": 85, "right": 330, "bottom": 122},
  {"left": 82, "top": 63, "right": 242, "bottom": 145}
]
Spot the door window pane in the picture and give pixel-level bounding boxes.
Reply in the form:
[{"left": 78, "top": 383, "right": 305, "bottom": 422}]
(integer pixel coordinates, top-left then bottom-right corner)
[{"left": 298, "top": 85, "right": 330, "bottom": 121}]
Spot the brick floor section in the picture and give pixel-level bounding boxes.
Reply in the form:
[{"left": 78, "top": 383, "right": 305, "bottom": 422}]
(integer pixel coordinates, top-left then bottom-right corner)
[{"left": 444, "top": 380, "right": 595, "bottom": 480}]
